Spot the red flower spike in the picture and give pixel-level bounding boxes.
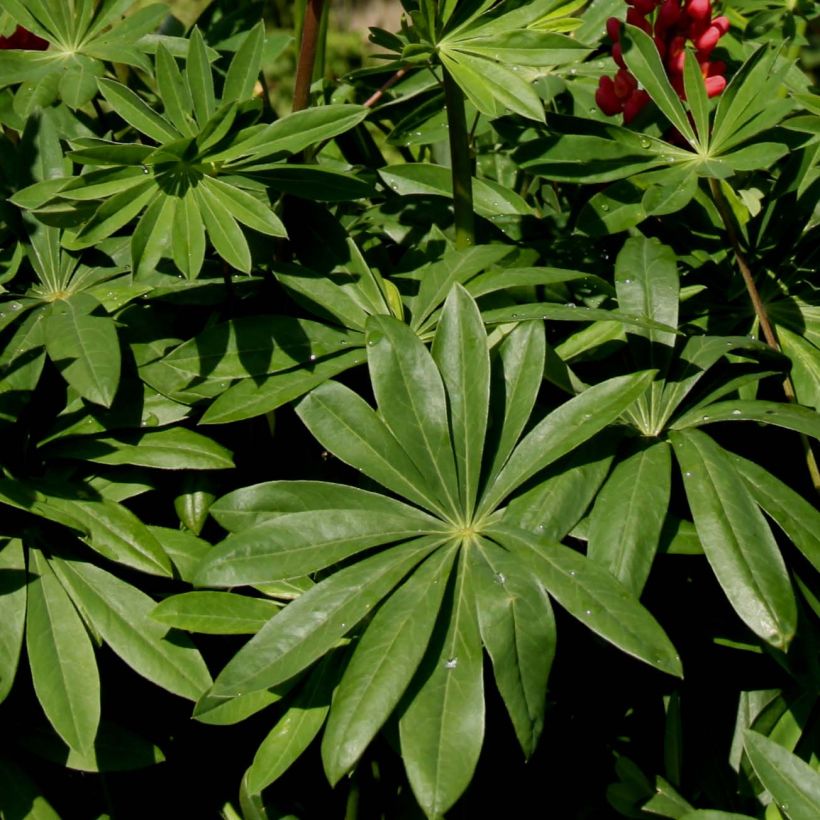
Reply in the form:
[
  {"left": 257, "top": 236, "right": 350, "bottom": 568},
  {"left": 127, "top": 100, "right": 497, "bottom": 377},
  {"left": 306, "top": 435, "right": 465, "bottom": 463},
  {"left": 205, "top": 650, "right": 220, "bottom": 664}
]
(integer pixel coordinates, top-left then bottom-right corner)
[{"left": 595, "top": 0, "right": 728, "bottom": 121}]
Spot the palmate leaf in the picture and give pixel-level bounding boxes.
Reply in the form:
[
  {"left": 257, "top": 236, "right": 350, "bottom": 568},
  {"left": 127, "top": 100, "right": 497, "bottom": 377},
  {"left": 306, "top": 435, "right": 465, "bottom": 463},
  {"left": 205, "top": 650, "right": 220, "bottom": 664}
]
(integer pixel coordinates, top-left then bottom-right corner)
[
  {"left": 150, "top": 591, "right": 280, "bottom": 635},
  {"left": 193, "top": 287, "right": 680, "bottom": 815}
]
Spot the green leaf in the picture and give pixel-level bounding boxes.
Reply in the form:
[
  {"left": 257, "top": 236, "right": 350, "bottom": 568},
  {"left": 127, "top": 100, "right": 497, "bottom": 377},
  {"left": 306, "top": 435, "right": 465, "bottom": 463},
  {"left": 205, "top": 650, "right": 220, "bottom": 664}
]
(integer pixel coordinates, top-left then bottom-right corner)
[
  {"left": 212, "top": 105, "right": 369, "bottom": 162},
  {"left": 379, "top": 163, "right": 532, "bottom": 219},
  {"left": 26, "top": 548, "right": 100, "bottom": 756},
  {"left": 194, "top": 687, "right": 283, "bottom": 726},
  {"left": 246, "top": 655, "right": 337, "bottom": 793},
  {"left": 187, "top": 27, "right": 215, "bottom": 126},
  {"left": 171, "top": 190, "right": 206, "bottom": 278},
  {"left": 40, "top": 495, "right": 173, "bottom": 577},
  {"left": 440, "top": 50, "right": 544, "bottom": 121},
  {"left": 614, "top": 236, "right": 679, "bottom": 355},
  {"left": 432, "top": 285, "right": 490, "bottom": 518},
  {"left": 477, "top": 370, "right": 655, "bottom": 516},
  {"left": 488, "top": 524, "right": 682, "bottom": 677},
  {"left": 159, "top": 315, "right": 360, "bottom": 383},
  {"left": 210, "top": 480, "right": 439, "bottom": 533},
  {"left": 195, "top": 183, "right": 251, "bottom": 273},
  {"left": 44, "top": 293, "right": 121, "bottom": 408},
  {"left": 620, "top": 25, "right": 697, "bottom": 147},
  {"left": 98, "top": 78, "right": 180, "bottom": 143},
  {"left": 484, "top": 320, "right": 545, "bottom": 481},
  {"left": 200, "top": 177, "right": 287, "bottom": 238},
  {"left": 202, "top": 348, "right": 363, "bottom": 425},
  {"left": 68, "top": 177, "right": 157, "bottom": 248},
  {"left": 399, "top": 550, "right": 485, "bottom": 819},
  {"left": 449, "top": 30, "right": 588, "bottom": 66},
  {"left": 45, "top": 428, "right": 234, "bottom": 470},
  {"left": 729, "top": 453, "right": 820, "bottom": 573},
  {"left": 744, "top": 730, "right": 820, "bottom": 820},
  {"left": 296, "top": 380, "right": 448, "bottom": 517},
  {"left": 50, "top": 556, "right": 212, "bottom": 700},
  {"left": 321, "top": 546, "right": 457, "bottom": 785},
  {"left": 367, "top": 314, "right": 460, "bottom": 518},
  {"left": 504, "top": 437, "right": 617, "bottom": 542},
  {"left": 222, "top": 22, "right": 264, "bottom": 102},
  {"left": 131, "top": 192, "right": 174, "bottom": 277},
  {"left": 150, "top": 526, "right": 211, "bottom": 583},
  {"left": 151, "top": 591, "right": 280, "bottom": 634},
  {"left": 670, "top": 400, "right": 820, "bottom": 440},
  {"left": 0, "top": 538, "right": 26, "bottom": 704},
  {"left": 683, "top": 49, "right": 710, "bottom": 149},
  {"left": 195, "top": 507, "right": 443, "bottom": 587},
  {"left": 156, "top": 43, "right": 194, "bottom": 137},
  {"left": 471, "top": 539, "right": 554, "bottom": 758},
  {"left": 587, "top": 441, "right": 671, "bottom": 596},
  {"left": 203, "top": 538, "right": 442, "bottom": 700},
  {"left": 670, "top": 429, "right": 797, "bottom": 649}
]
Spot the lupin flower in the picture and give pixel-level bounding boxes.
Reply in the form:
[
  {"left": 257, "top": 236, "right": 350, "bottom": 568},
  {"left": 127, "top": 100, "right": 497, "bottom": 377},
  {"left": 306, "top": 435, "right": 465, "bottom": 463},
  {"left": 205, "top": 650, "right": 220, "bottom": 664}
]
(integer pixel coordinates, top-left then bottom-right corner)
[
  {"left": 0, "top": 25, "right": 48, "bottom": 50},
  {"left": 596, "top": 0, "right": 729, "bottom": 123}
]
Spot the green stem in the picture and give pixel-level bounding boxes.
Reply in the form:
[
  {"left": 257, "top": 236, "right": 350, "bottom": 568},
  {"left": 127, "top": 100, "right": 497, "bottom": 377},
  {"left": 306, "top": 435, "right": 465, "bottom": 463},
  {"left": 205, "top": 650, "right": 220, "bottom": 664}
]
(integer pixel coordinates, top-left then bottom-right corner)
[
  {"left": 442, "top": 66, "right": 475, "bottom": 249},
  {"left": 292, "top": 0, "right": 325, "bottom": 113},
  {"left": 708, "top": 178, "right": 820, "bottom": 493}
]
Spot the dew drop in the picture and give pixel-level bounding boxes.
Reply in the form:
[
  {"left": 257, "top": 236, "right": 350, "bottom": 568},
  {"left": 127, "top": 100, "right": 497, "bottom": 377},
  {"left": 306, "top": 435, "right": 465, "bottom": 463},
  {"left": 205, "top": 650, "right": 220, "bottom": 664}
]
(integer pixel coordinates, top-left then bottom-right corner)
[
  {"left": 701, "top": 415, "right": 709, "bottom": 421},
  {"left": 684, "top": 471, "right": 693, "bottom": 477},
  {"left": 584, "top": 609, "right": 592, "bottom": 616},
  {"left": 569, "top": 570, "right": 577, "bottom": 577},
  {"left": 600, "top": 203, "right": 610, "bottom": 212},
  {"left": 445, "top": 657, "right": 458, "bottom": 669},
  {"left": 588, "top": 107, "right": 597, "bottom": 114},
  {"left": 596, "top": 61, "right": 604, "bottom": 69},
  {"left": 570, "top": 68, "right": 577, "bottom": 75},
  {"left": 141, "top": 165, "right": 149, "bottom": 174},
  {"left": 583, "top": 413, "right": 592, "bottom": 420},
  {"left": 731, "top": 409, "right": 742, "bottom": 415},
  {"left": 623, "top": 278, "right": 632, "bottom": 284},
  {"left": 309, "top": 354, "right": 317, "bottom": 361},
  {"left": 511, "top": 313, "right": 519, "bottom": 319},
  {"left": 640, "top": 139, "right": 650, "bottom": 148},
  {"left": 494, "top": 572, "right": 506, "bottom": 585},
  {"left": 9, "top": 301, "right": 21, "bottom": 311}
]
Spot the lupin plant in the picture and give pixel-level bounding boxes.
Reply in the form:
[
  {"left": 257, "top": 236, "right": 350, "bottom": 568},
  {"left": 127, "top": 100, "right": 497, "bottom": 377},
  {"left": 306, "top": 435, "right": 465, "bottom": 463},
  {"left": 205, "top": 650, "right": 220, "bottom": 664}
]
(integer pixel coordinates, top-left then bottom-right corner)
[{"left": 0, "top": 0, "right": 818, "bottom": 818}]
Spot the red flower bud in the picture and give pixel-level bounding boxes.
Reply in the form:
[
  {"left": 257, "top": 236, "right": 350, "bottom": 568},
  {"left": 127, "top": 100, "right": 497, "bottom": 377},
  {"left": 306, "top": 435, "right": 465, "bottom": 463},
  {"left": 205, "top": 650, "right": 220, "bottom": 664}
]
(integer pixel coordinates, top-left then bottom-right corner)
[
  {"left": 612, "top": 42, "right": 626, "bottom": 69},
  {"left": 711, "top": 15, "right": 730, "bottom": 35},
  {"left": 705, "top": 74, "right": 726, "bottom": 97},
  {"left": 596, "top": 77, "right": 624, "bottom": 115},
  {"left": 626, "top": 8, "right": 652, "bottom": 33},
  {"left": 614, "top": 68, "right": 638, "bottom": 98},
  {"left": 606, "top": 16, "right": 622, "bottom": 41},
  {"left": 686, "top": 0, "right": 711, "bottom": 22},
  {"left": 694, "top": 25, "right": 720, "bottom": 54},
  {"left": 628, "top": 0, "right": 656, "bottom": 15},
  {"left": 707, "top": 59, "right": 726, "bottom": 76},
  {"left": 623, "top": 90, "right": 651, "bottom": 123},
  {"left": 0, "top": 25, "right": 48, "bottom": 50},
  {"left": 657, "top": 0, "right": 682, "bottom": 31}
]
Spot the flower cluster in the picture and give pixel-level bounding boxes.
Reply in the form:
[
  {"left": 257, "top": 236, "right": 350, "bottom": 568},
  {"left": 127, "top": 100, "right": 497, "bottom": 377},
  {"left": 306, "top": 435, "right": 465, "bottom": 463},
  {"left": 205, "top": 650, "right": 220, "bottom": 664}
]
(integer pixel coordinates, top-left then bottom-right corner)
[
  {"left": 596, "top": 0, "right": 730, "bottom": 123},
  {"left": 0, "top": 25, "right": 48, "bottom": 50}
]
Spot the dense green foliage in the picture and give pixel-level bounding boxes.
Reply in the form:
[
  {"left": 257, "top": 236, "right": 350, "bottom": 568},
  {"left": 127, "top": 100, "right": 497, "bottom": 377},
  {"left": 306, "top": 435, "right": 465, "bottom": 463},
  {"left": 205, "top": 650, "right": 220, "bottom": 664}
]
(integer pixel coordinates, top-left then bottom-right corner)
[{"left": 0, "top": 0, "right": 818, "bottom": 818}]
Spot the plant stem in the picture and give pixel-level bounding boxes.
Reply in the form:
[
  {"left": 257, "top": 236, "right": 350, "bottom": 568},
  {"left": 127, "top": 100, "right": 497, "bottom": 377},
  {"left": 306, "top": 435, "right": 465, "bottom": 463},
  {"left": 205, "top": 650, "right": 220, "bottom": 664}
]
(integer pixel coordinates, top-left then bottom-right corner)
[
  {"left": 292, "top": 0, "right": 325, "bottom": 112},
  {"left": 708, "top": 178, "right": 820, "bottom": 492},
  {"left": 442, "top": 66, "right": 475, "bottom": 249}
]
